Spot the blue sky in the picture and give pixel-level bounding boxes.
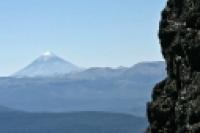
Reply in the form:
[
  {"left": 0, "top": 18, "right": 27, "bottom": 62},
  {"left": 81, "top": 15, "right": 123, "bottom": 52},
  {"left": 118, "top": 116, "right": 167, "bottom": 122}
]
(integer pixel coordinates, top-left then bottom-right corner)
[{"left": 0, "top": 0, "right": 166, "bottom": 76}]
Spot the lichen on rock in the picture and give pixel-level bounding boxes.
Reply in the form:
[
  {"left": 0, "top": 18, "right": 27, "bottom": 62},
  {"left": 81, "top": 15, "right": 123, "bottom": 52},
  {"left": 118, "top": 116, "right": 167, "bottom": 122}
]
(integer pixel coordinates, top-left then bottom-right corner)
[{"left": 147, "top": 0, "right": 200, "bottom": 132}]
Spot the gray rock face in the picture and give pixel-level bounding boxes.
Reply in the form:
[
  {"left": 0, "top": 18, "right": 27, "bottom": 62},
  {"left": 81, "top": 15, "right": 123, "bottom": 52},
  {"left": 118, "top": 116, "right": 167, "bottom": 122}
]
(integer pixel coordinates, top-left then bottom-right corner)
[{"left": 147, "top": 0, "right": 200, "bottom": 132}]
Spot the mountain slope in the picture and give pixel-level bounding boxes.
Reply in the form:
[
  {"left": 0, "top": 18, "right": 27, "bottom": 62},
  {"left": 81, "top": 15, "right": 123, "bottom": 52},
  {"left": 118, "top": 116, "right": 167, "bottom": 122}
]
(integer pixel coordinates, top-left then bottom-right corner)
[
  {"left": 13, "top": 52, "right": 81, "bottom": 77},
  {"left": 122, "top": 61, "right": 166, "bottom": 82}
]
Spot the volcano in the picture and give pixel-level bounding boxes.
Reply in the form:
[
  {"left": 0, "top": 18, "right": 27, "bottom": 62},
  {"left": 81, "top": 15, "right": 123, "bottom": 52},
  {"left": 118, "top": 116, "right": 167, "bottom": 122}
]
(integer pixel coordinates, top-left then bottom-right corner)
[{"left": 13, "top": 51, "right": 81, "bottom": 77}]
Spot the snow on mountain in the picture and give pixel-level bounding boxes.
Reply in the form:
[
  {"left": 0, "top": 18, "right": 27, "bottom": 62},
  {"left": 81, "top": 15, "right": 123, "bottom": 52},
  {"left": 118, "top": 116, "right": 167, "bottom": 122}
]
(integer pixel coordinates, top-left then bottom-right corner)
[{"left": 13, "top": 51, "right": 81, "bottom": 77}]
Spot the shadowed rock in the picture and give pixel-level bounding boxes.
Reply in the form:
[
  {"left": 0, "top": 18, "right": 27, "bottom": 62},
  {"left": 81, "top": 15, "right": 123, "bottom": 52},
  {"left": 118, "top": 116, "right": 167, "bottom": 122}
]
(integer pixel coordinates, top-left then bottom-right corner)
[{"left": 147, "top": 0, "right": 200, "bottom": 132}]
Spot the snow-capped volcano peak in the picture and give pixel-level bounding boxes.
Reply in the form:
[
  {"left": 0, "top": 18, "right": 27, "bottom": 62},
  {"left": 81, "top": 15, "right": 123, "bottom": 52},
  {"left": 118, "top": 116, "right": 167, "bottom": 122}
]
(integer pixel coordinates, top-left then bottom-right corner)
[
  {"left": 42, "top": 51, "right": 54, "bottom": 57},
  {"left": 39, "top": 51, "right": 56, "bottom": 61},
  {"left": 13, "top": 52, "right": 81, "bottom": 77}
]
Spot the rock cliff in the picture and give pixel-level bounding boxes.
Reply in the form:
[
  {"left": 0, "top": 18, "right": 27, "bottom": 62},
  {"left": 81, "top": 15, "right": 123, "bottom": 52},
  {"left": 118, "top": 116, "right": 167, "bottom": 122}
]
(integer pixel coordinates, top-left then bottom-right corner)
[{"left": 147, "top": 0, "right": 200, "bottom": 132}]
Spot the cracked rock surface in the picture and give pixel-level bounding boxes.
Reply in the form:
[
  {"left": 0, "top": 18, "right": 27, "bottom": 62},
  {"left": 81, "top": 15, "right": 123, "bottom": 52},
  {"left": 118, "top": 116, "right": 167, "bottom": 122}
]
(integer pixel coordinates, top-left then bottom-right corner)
[{"left": 147, "top": 0, "right": 200, "bottom": 132}]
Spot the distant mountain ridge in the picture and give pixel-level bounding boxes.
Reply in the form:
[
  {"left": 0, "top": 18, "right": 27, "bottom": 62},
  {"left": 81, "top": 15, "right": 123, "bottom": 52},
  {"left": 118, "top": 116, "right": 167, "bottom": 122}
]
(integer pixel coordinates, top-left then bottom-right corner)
[
  {"left": 12, "top": 52, "right": 165, "bottom": 79},
  {"left": 66, "top": 61, "right": 166, "bottom": 81},
  {"left": 0, "top": 61, "right": 166, "bottom": 117},
  {"left": 13, "top": 51, "right": 81, "bottom": 77}
]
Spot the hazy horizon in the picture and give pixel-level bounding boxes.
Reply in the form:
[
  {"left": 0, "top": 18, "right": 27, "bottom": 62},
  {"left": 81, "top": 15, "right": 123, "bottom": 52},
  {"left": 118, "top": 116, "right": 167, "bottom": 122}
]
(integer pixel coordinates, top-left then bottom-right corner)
[{"left": 0, "top": 0, "right": 166, "bottom": 76}]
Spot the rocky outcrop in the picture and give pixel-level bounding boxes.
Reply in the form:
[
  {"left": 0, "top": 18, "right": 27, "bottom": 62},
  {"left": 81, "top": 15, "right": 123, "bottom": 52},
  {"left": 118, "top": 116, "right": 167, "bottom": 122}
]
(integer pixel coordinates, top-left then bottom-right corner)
[{"left": 147, "top": 0, "right": 200, "bottom": 132}]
